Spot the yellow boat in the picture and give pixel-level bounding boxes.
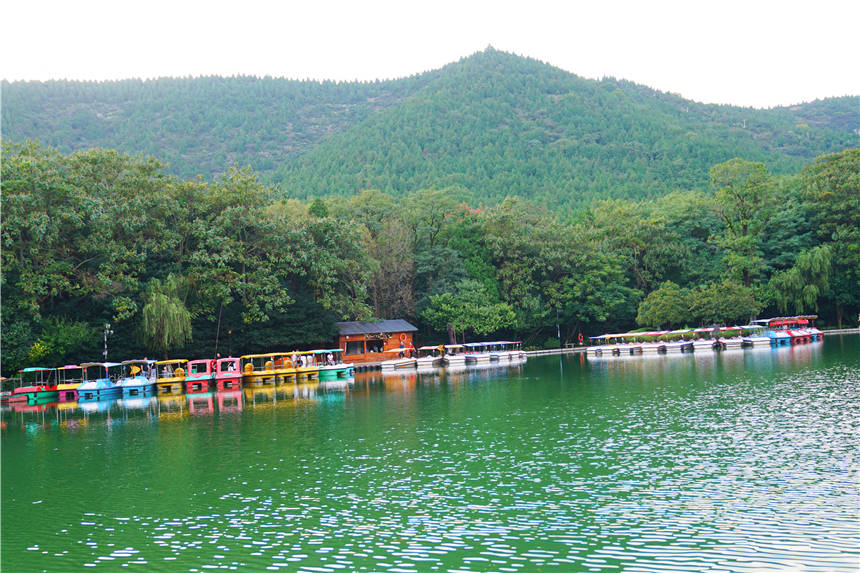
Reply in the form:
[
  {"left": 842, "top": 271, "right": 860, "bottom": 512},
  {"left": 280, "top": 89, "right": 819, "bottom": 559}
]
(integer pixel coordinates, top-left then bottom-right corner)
[
  {"left": 266, "top": 352, "right": 299, "bottom": 385},
  {"left": 291, "top": 351, "right": 321, "bottom": 380},
  {"left": 56, "top": 364, "right": 83, "bottom": 402},
  {"left": 155, "top": 359, "right": 187, "bottom": 395},
  {"left": 241, "top": 354, "right": 278, "bottom": 387}
]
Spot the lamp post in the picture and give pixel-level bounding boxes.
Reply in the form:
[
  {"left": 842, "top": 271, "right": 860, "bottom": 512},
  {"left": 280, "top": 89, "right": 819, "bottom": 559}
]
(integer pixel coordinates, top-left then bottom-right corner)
[{"left": 103, "top": 323, "right": 114, "bottom": 361}]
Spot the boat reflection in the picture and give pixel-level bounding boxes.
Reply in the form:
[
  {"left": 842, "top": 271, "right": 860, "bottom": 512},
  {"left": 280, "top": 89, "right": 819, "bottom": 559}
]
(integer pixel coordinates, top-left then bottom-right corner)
[{"left": 217, "top": 390, "right": 243, "bottom": 413}]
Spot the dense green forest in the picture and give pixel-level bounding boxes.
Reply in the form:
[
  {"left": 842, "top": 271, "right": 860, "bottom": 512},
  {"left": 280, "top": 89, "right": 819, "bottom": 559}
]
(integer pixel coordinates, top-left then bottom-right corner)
[
  {"left": 3, "top": 49, "right": 857, "bottom": 208},
  {"left": 2, "top": 141, "right": 857, "bottom": 377}
]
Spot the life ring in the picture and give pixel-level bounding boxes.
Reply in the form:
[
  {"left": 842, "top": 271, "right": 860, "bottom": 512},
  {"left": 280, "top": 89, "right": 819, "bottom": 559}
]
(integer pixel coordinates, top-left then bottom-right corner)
[
  {"left": 399, "top": 333, "right": 407, "bottom": 342},
  {"left": 578, "top": 333, "right": 584, "bottom": 344}
]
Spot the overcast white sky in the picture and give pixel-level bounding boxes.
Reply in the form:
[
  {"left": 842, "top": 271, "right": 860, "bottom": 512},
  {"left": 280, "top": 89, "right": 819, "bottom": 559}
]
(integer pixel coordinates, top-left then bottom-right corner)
[{"left": 3, "top": 0, "right": 858, "bottom": 108}]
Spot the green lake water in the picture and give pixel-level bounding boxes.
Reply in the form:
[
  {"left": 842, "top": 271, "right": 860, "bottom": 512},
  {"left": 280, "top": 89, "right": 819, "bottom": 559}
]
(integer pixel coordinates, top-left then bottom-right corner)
[{"left": 3, "top": 336, "right": 858, "bottom": 572}]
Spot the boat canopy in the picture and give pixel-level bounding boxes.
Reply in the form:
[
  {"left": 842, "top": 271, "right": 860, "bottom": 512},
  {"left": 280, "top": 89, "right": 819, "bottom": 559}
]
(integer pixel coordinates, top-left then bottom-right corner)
[
  {"left": 80, "top": 362, "right": 122, "bottom": 368},
  {"left": 18, "top": 367, "right": 54, "bottom": 373},
  {"left": 154, "top": 359, "right": 187, "bottom": 365},
  {"left": 121, "top": 359, "right": 156, "bottom": 366},
  {"left": 444, "top": 345, "right": 465, "bottom": 349},
  {"left": 752, "top": 315, "right": 817, "bottom": 327}
]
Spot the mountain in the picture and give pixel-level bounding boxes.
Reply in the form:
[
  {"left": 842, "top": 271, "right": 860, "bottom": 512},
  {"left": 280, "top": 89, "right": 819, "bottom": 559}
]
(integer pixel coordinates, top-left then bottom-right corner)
[{"left": 2, "top": 49, "right": 857, "bottom": 207}]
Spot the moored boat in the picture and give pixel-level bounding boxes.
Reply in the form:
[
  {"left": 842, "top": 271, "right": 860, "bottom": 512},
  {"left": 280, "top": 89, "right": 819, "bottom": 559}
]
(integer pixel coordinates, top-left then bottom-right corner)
[
  {"left": 56, "top": 365, "right": 83, "bottom": 401},
  {"left": 119, "top": 359, "right": 156, "bottom": 397},
  {"left": 415, "top": 345, "right": 445, "bottom": 368},
  {"left": 214, "top": 357, "right": 242, "bottom": 391},
  {"left": 10, "top": 367, "right": 59, "bottom": 402},
  {"left": 464, "top": 342, "right": 493, "bottom": 363},
  {"left": 241, "top": 354, "right": 278, "bottom": 387},
  {"left": 380, "top": 348, "right": 417, "bottom": 370},
  {"left": 155, "top": 359, "right": 187, "bottom": 395},
  {"left": 740, "top": 325, "right": 771, "bottom": 347},
  {"left": 720, "top": 336, "right": 744, "bottom": 350},
  {"left": 185, "top": 359, "right": 215, "bottom": 393},
  {"left": 78, "top": 362, "right": 123, "bottom": 400},
  {"left": 443, "top": 344, "right": 467, "bottom": 365},
  {"left": 317, "top": 349, "right": 354, "bottom": 380},
  {"left": 292, "top": 351, "right": 321, "bottom": 380},
  {"left": 692, "top": 338, "right": 716, "bottom": 352}
]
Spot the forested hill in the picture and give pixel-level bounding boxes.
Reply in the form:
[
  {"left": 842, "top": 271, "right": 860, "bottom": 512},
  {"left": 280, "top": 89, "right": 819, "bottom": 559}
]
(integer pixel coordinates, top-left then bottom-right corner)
[{"left": 3, "top": 49, "right": 857, "bottom": 207}]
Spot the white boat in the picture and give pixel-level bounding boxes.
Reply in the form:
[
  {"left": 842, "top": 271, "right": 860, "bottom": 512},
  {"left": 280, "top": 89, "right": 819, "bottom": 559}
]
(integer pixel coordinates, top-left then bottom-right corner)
[
  {"left": 664, "top": 341, "right": 685, "bottom": 353},
  {"left": 380, "top": 348, "right": 417, "bottom": 370},
  {"left": 443, "top": 344, "right": 468, "bottom": 365},
  {"left": 415, "top": 346, "right": 445, "bottom": 368},
  {"left": 464, "top": 342, "right": 493, "bottom": 363},
  {"left": 692, "top": 338, "right": 716, "bottom": 352},
  {"left": 721, "top": 337, "right": 744, "bottom": 350},
  {"left": 640, "top": 342, "right": 662, "bottom": 354}
]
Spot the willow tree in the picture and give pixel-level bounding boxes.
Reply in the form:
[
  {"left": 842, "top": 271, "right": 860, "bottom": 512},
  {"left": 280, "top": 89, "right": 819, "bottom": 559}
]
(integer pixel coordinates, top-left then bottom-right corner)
[{"left": 142, "top": 274, "right": 192, "bottom": 358}]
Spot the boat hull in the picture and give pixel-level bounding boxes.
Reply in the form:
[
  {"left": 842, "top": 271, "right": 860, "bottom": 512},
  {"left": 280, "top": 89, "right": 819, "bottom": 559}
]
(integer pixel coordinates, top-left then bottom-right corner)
[
  {"left": 77, "top": 386, "right": 121, "bottom": 401},
  {"left": 121, "top": 383, "right": 155, "bottom": 397}
]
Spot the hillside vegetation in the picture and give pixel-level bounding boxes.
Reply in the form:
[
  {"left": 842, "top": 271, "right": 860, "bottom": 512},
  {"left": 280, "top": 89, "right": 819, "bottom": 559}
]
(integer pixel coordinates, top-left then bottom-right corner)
[
  {"left": 3, "top": 49, "right": 857, "bottom": 208},
  {"left": 2, "top": 141, "right": 858, "bottom": 377}
]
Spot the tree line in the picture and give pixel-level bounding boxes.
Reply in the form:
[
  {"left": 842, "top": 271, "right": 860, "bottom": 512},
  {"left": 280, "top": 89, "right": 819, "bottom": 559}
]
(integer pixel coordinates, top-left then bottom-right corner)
[{"left": 1, "top": 141, "right": 857, "bottom": 376}]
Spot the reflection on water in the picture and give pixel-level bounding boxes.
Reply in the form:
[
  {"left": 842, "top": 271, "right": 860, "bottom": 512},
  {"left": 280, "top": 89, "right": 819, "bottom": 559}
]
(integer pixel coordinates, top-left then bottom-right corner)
[{"left": 3, "top": 338, "right": 858, "bottom": 572}]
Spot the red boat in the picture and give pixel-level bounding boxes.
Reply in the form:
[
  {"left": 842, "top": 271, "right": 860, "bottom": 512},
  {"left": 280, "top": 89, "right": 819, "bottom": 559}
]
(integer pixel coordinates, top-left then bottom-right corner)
[
  {"left": 214, "top": 357, "right": 242, "bottom": 391},
  {"left": 4, "top": 368, "right": 59, "bottom": 403},
  {"left": 185, "top": 359, "right": 215, "bottom": 393}
]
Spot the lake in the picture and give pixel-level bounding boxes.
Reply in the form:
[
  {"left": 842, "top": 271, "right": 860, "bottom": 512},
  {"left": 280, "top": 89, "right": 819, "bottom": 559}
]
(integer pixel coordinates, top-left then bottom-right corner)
[{"left": 2, "top": 335, "right": 858, "bottom": 572}]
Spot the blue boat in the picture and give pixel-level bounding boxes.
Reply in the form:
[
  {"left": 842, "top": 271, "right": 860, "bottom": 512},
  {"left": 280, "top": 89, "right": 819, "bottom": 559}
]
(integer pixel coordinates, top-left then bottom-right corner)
[
  {"left": 77, "top": 362, "right": 123, "bottom": 400},
  {"left": 120, "top": 359, "right": 157, "bottom": 396}
]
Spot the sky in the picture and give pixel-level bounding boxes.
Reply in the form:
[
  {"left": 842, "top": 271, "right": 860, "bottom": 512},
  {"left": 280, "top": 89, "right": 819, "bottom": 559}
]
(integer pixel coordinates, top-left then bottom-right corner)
[{"left": 3, "top": 0, "right": 859, "bottom": 109}]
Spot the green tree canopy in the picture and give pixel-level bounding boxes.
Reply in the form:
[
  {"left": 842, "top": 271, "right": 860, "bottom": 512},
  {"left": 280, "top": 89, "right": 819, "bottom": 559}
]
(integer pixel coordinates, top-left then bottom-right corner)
[{"left": 636, "top": 281, "right": 692, "bottom": 329}]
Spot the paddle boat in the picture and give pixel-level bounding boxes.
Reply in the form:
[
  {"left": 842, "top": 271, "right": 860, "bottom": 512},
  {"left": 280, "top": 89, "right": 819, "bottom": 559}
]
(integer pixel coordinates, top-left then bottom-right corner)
[
  {"left": 715, "top": 327, "right": 743, "bottom": 350},
  {"left": 119, "top": 359, "right": 156, "bottom": 397},
  {"left": 241, "top": 354, "right": 278, "bottom": 387},
  {"left": 380, "top": 348, "right": 417, "bottom": 370},
  {"left": 214, "top": 357, "right": 243, "bottom": 391},
  {"left": 8, "top": 367, "right": 59, "bottom": 403},
  {"left": 185, "top": 359, "right": 215, "bottom": 393},
  {"left": 740, "top": 325, "right": 771, "bottom": 347},
  {"left": 56, "top": 365, "right": 83, "bottom": 401},
  {"left": 692, "top": 337, "right": 717, "bottom": 352},
  {"left": 317, "top": 349, "right": 353, "bottom": 380},
  {"left": 443, "top": 344, "right": 467, "bottom": 365},
  {"left": 415, "top": 345, "right": 445, "bottom": 368},
  {"left": 586, "top": 339, "right": 606, "bottom": 357},
  {"left": 77, "top": 362, "right": 123, "bottom": 400},
  {"left": 291, "top": 351, "right": 321, "bottom": 379},
  {"left": 269, "top": 352, "right": 299, "bottom": 384},
  {"left": 155, "top": 359, "right": 187, "bottom": 395},
  {"left": 464, "top": 342, "right": 493, "bottom": 363}
]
